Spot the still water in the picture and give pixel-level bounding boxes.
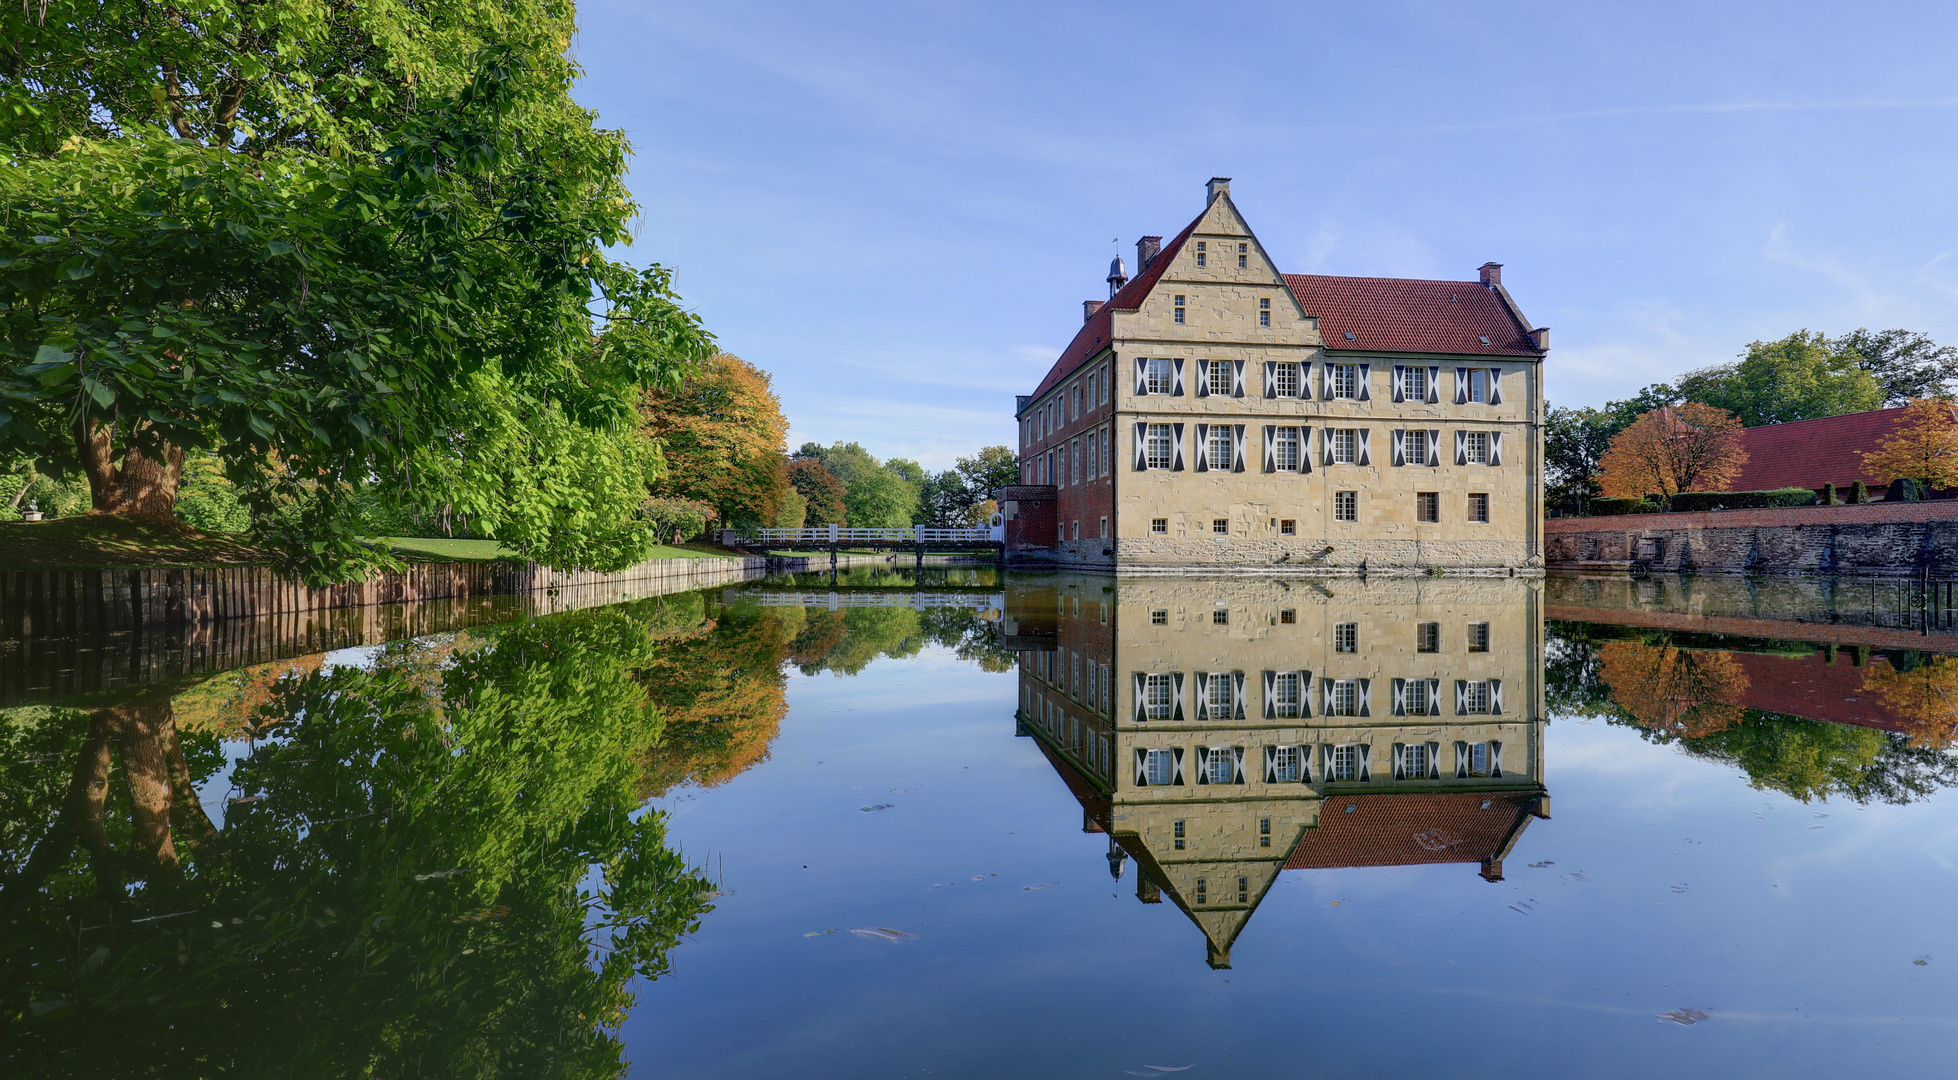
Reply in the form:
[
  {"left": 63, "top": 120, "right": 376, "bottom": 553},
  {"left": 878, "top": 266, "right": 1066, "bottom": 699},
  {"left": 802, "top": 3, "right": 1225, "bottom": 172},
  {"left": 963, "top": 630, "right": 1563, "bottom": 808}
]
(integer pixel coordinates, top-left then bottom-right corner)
[{"left": 4, "top": 569, "right": 1957, "bottom": 1078}]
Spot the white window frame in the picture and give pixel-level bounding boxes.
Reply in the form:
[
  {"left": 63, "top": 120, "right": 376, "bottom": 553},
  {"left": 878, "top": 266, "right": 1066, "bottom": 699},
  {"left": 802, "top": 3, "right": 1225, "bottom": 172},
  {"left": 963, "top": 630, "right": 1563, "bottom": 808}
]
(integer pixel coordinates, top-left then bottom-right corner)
[
  {"left": 1331, "top": 428, "right": 1357, "bottom": 465},
  {"left": 1333, "top": 622, "right": 1358, "bottom": 653},
  {"left": 1272, "top": 671, "right": 1303, "bottom": 718},
  {"left": 1207, "top": 426, "right": 1233, "bottom": 470},
  {"left": 1144, "top": 748, "right": 1175, "bottom": 785},
  {"left": 1274, "top": 362, "right": 1301, "bottom": 398},
  {"left": 1329, "top": 744, "right": 1359, "bottom": 781},
  {"left": 1404, "top": 428, "right": 1428, "bottom": 466},
  {"left": 1144, "top": 673, "right": 1176, "bottom": 720},
  {"left": 1270, "top": 744, "right": 1305, "bottom": 783},
  {"left": 1273, "top": 427, "right": 1300, "bottom": 472},
  {"left": 1145, "top": 424, "right": 1173, "bottom": 470},
  {"left": 1465, "top": 430, "right": 1492, "bottom": 465},
  {"left": 1334, "top": 490, "right": 1358, "bottom": 522},
  {"left": 1330, "top": 363, "right": 1359, "bottom": 400},
  {"left": 1207, "top": 361, "right": 1233, "bottom": 397}
]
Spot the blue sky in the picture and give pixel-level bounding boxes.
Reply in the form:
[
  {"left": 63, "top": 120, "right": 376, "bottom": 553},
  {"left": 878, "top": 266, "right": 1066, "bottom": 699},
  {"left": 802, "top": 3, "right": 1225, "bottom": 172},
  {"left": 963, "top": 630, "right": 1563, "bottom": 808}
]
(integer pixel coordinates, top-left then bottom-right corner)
[{"left": 574, "top": 1, "right": 1958, "bottom": 470}]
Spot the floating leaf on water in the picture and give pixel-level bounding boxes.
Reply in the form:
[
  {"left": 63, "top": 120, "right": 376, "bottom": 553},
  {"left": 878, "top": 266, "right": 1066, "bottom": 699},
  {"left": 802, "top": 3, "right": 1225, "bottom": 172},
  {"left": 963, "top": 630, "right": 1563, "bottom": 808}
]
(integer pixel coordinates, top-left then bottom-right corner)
[
  {"left": 859, "top": 804, "right": 893, "bottom": 812},
  {"left": 848, "top": 926, "right": 916, "bottom": 943},
  {"left": 803, "top": 929, "right": 839, "bottom": 937},
  {"left": 1144, "top": 1066, "right": 1195, "bottom": 1073},
  {"left": 1658, "top": 1008, "right": 1709, "bottom": 1026},
  {"left": 1565, "top": 872, "right": 1590, "bottom": 882},
  {"left": 1914, "top": 956, "right": 1931, "bottom": 966},
  {"left": 1023, "top": 882, "right": 1059, "bottom": 891}
]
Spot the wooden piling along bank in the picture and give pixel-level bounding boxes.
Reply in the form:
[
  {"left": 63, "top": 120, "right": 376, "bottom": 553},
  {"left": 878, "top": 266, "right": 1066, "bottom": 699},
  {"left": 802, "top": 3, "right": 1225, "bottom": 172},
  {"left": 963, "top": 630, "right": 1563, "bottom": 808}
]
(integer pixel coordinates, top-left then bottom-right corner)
[
  {"left": 0, "top": 556, "right": 772, "bottom": 708},
  {"left": 0, "top": 556, "right": 770, "bottom": 638}
]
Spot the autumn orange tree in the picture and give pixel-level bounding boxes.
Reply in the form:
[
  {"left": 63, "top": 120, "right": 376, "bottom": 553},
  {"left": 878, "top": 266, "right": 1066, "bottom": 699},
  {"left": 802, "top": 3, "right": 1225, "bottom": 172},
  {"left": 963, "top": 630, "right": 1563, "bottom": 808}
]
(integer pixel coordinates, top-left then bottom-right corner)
[
  {"left": 642, "top": 353, "right": 789, "bottom": 530},
  {"left": 786, "top": 458, "right": 847, "bottom": 526},
  {"left": 1596, "top": 402, "right": 1748, "bottom": 500},
  {"left": 1863, "top": 654, "right": 1958, "bottom": 749},
  {"left": 1598, "top": 639, "right": 1750, "bottom": 738},
  {"left": 1861, "top": 397, "right": 1958, "bottom": 494}
]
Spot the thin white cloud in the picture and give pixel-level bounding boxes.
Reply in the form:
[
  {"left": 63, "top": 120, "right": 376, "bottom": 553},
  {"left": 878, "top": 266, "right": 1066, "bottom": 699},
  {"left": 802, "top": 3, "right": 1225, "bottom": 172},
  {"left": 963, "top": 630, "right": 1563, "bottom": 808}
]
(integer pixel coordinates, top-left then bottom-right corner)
[{"left": 1427, "top": 97, "right": 1958, "bottom": 134}]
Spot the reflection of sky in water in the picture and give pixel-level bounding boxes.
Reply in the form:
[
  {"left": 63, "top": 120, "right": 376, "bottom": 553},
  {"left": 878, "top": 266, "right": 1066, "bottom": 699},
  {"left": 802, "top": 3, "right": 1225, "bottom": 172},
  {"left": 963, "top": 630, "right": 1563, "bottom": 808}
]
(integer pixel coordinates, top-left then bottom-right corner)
[{"left": 629, "top": 640, "right": 1958, "bottom": 1080}]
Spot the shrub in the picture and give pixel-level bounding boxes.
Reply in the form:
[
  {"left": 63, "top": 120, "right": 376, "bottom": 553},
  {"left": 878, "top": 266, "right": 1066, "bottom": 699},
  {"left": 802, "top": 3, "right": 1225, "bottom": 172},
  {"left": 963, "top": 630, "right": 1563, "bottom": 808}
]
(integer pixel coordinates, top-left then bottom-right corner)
[
  {"left": 1850, "top": 480, "right": 1870, "bottom": 504},
  {"left": 1821, "top": 483, "right": 1837, "bottom": 506},
  {"left": 1669, "top": 488, "right": 1818, "bottom": 512},
  {"left": 1885, "top": 477, "right": 1921, "bottom": 502},
  {"left": 643, "top": 497, "right": 711, "bottom": 545},
  {"left": 1588, "top": 496, "right": 1662, "bottom": 516}
]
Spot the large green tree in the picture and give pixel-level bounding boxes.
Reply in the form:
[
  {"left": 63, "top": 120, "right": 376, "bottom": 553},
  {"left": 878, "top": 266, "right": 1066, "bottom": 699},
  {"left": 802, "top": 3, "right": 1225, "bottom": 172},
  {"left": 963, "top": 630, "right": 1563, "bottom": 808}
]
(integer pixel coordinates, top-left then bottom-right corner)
[
  {"left": 1829, "top": 328, "right": 1958, "bottom": 406},
  {"left": 1, "top": 2, "right": 713, "bottom": 580},
  {"left": 1675, "top": 330, "right": 1883, "bottom": 427}
]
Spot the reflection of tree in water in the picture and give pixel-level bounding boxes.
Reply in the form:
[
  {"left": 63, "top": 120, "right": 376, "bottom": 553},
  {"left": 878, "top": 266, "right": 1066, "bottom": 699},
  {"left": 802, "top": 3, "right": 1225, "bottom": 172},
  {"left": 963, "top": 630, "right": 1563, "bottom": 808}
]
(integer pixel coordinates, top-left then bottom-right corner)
[
  {"left": 637, "top": 596, "right": 791, "bottom": 797},
  {"left": 1862, "top": 653, "right": 1958, "bottom": 748},
  {"left": 1598, "top": 639, "right": 1750, "bottom": 738},
  {"left": 1548, "top": 623, "right": 1958, "bottom": 805},
  {"left": 0, "top": 609, "right": 715, "bottom": 1079}
]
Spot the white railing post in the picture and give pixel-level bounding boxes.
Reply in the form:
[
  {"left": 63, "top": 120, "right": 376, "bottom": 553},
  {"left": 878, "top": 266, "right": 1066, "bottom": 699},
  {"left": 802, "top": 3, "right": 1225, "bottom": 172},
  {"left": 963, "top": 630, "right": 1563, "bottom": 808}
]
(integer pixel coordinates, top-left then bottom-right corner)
[{"left": 828, "top": 522, "right": 839, "bottom": 544}]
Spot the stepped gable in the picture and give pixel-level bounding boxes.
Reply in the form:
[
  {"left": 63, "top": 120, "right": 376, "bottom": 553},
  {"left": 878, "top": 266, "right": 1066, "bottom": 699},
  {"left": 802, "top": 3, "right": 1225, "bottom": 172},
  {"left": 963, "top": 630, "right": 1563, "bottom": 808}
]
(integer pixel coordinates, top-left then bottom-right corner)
[
  {"left": 1284, "top": 791, "right": 1538, "bottom": 871},
  {"left": 1029, "top": 215, "right": 1202, "bottom": 402},
  {"left": 1726, "top": 406, "right": 1931, "bottom": 494},
  {"left": 1283, "top": 274, "right": 1541, "bottom": 357}
]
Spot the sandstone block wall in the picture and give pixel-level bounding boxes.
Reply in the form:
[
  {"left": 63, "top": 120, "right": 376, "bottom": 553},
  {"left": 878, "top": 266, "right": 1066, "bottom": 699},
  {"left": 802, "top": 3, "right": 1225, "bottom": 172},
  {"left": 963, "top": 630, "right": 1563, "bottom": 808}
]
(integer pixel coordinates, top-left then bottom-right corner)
[{"left": 1545, "top": 502, "right": 1958, "bottom": 576}]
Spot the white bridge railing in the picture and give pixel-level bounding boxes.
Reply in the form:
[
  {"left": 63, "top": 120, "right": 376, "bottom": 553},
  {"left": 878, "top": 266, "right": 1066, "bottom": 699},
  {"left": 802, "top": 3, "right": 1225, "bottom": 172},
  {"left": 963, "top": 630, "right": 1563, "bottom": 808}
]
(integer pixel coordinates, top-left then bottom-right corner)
[{"left": 735, "top": 521, "right": 1005, "bottom": 545}]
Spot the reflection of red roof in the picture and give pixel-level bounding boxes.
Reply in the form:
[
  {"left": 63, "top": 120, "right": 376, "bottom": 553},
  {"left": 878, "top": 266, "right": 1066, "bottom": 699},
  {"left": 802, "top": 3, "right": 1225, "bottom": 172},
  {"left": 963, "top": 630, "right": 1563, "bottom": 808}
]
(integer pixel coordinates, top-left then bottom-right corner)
[
  {"left": 1724, "top": 651, "right": 1909, "bottom": 732},
  {"left": 1284, "top": 275, "right": 1541, "bottom": 358},
  {"left": 1726, "top": 406, "right": 1933, "bottom": 493},
  {"left": 1285, "top": 792, "right": 1538, "bottom": 870}
]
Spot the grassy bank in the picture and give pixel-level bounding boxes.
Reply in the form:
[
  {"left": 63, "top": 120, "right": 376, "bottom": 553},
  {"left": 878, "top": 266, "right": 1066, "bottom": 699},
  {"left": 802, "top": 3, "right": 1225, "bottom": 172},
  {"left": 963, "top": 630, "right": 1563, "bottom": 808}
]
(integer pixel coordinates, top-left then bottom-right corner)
[{"left": 0, "top": 516, "right": 270, "bottom": 570}]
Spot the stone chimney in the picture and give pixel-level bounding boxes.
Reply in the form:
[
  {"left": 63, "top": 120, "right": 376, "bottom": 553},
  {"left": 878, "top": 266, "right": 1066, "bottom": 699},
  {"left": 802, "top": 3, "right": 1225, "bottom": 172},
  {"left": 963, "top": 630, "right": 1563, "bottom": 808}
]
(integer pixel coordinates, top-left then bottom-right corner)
[
  {"left": 1530, "top": 327, "right": 1550, "bottom": 351},
  {"left": 1478, "top": 262, "right": 1503, "bottom": 288},
  {"left": 1206, "top": 176, "right": 1232, "bottom": 204},
  {"left": 1136, "top": 236, "right": 1163, "bottom": 273},
  {"left": 1082, "top": 300, "right": 1103, "bottom": 323}
]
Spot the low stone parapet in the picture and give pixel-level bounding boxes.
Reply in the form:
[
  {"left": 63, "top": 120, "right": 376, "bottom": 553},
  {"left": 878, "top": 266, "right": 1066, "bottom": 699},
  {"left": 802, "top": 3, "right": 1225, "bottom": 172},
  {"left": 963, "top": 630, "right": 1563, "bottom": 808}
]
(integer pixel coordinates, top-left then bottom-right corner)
[{"left": 1546, "top": 501, "right": 1958, "bottom": 575}]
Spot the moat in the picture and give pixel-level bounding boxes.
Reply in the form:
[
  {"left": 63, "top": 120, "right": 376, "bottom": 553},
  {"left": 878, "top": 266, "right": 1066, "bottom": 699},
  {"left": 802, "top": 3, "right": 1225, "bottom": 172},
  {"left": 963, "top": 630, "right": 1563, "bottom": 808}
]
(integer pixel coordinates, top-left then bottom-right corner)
[{"left": 4, "top": 569, "right": 1956, "bottom": 1078}]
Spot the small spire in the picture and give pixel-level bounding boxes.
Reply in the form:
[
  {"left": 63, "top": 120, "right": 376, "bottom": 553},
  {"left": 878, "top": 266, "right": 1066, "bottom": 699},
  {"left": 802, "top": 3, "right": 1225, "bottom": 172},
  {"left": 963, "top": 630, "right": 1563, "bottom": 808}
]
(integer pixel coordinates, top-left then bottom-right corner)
[{"left": 1107, "top": 254, "right": 1129, "bottom": 298}]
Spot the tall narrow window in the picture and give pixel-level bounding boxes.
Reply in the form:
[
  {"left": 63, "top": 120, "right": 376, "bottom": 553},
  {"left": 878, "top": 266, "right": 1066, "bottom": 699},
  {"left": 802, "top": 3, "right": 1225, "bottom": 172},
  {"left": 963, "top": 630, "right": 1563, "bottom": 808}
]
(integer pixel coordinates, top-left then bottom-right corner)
[
  {"left": 1207, "top": 361, "right": 1233, "bottom": 397},
  {"left": 1273, "top": 672, "right": 1303, "bottom": 718},
  {"left": 1238, "top": 876, "right": 1249, "bottom": 903},
  {"left": 1273, "top": 427, "right": 1300, "bottom": 472},
  {"left": 1469, "top": 622, "right": 1491, "bottom": 651},
  {"left": 1330, "top": 364, "right": 1359, "bottom": 400},
  {"left": 1404, "top": 428, "right": 1428, "bottom": 465},
  {"left": 1404, "top": 678, "right": 1430, "bottom": 715},
  {"left": 1330, "top": 745, "right": 1358, "bottom": 781},
  {"left": 1274, "top": 362, "right": 1301, "bottom": 398},
  {"left": 1147, "top": 750, "right": 1177, "bottom": 785},
  {"left": 1463, "top": 680, "right": 1494, "bottom": 714},
  {"left": 1334, "top": 622, "right": 1358, "bottom": 652},
  {"left": 1465, "top": 431, "right": 1492, "bottom": 464},
  {"left": 1402, "top": 742, "right": 1430, "bottom": 780},
  {"left": 1173, "top": 296, "right": 1186, "bottom": 324},
  {"left": 1259, "top": 817, "right": 1273, "bottom": 846},
  {"left": 1403, "top": 366, "right": 1427, "bottom": 402},
  {"left": 1195, "top": 242, "right": 1206, "bottom": 268},
  {"left": 1143, "top": 674, "right": 1175, "bottom": 720},
  {"left": 1469, "top": 492, "right": 1490, "bottom": 523},
  {"left": 1145, "top": 424, "right": 1173, "bottom": 470},
  {"left": 1208, "top": 425, "right": 1232, "bottom": 470},
  {"left": 1331, "top": 429, "right": 1357, "bottom": 464},
  {"left": 1259, "top": 298, "right": 1270, "bottom": 327},
  {"left": 1416, "top": 492, "right": 1439, "bottom": 522},
  {"left": 1270, "top": 747, "right": 1304, "bottom": 782},
  {"left": 1071, "top": 439, "right": 1081, "bottom": 484},
  {"left": 1173, "top": 819, "right": 1186, "bottom": 848},
  {"left": 1239, "top": 243, "right": 1249, "bottom": 269},
  {"left": 1327, "top": 680, "right": 1361, "bottom": 716},
  {"left": 1334, "top": 490, "right": 1357, "bottom": 521},
  {"left": 1469, "top": 368, "right": 1490, "bottom": 403}
]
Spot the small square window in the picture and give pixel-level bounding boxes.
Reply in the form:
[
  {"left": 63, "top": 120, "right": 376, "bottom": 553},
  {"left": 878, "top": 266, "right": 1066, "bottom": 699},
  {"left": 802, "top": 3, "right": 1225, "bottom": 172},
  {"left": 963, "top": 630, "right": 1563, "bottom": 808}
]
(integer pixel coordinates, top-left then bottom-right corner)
[
  {"left": 1151, "top": 517, "right": 1168, "bottom": 534},
  {"left": 1334, "top": 622, "right": 1358, "bottom": 652},
  {"left": 1212, "top": 608, "right": 1229, "bottom": 625},
  {"left": 1213, "top": 518, "right": 1230, "bottom": 535},
  {"left": 1280, "top": 518, "right": 1296, "bottom": 535},
  {"left": 1469, "top": 622, "right": 1491, "bottom": 652},
  {"left": 1469, "top": 492, "right": 1490, "bottom": 523},
  {"left": 1279, "top": 608, "right": 1297, "bottom": 624},
  {"left": 1151, "top": 608, "right": 1168, "bottom": 625},
  {"left": 1417, "top": 622, "right": 1440, "bottom": 653},
  {"left": 1416, "top": 492, "right": 1439, "bottom": 523},
  {"left": 1334, "top": 491, "right": 1357, "bottom": 522}
]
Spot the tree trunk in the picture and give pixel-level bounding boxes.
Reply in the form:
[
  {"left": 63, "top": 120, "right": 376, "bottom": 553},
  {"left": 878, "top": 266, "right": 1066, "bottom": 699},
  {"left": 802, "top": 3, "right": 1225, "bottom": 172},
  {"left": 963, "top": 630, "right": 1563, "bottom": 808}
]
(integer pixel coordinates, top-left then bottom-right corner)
[
  {"left": 0, "top": 713, "right": 117, "bottom": 913},
  {"left": 112, "top": 694, "right": 183, "bottom": 879},
  {"left": 73, "top": 418, "right": 186, "bottom": 517}
]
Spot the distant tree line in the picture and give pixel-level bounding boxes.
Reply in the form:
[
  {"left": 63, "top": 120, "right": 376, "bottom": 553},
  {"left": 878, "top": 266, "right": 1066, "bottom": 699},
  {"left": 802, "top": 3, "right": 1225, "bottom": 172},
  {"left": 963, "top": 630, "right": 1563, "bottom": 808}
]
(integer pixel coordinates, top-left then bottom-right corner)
[
  {"left": 1549, "top": 328, "right": 1958, "bottom": 514},
  {"left": 779, "top": 442, "right": 1018, "bottom": 532}
]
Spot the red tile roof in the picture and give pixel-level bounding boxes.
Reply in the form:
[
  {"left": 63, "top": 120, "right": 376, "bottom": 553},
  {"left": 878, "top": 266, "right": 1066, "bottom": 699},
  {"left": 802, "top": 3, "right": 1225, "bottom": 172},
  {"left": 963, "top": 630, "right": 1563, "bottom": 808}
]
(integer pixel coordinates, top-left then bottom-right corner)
[
  {"left": 1284, "top": 274, "right": 1542, "bottom": 358},
  {"left": 1026, "top": 215, "right": 1542, "bottom": 406},
  {"left": 1726, "top": 651, "right": 1912, "bottom": 733},
  {"left": 1284, "top": 791, "right": 1538, "bottom": 870},
  {"left": 1726, "top": 406, "right": 1934, "bottom": 493}
]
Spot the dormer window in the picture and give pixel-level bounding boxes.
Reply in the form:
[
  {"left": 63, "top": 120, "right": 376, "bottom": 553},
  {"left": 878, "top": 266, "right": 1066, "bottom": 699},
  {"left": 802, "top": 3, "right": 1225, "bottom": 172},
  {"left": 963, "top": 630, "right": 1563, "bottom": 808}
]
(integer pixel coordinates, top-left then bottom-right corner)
[
  {"left": 1195, "top": 242, "right": 1206, "bottom": 268},
  {"left": 1259, "top": 298, "right": 1270, "bottom": 327},
  {"left": 1174, "top": 295, "right": 1186, "bottom": 324},
  {"left": 1238, "top": 243, "right": 1248, "bottom": 268}
]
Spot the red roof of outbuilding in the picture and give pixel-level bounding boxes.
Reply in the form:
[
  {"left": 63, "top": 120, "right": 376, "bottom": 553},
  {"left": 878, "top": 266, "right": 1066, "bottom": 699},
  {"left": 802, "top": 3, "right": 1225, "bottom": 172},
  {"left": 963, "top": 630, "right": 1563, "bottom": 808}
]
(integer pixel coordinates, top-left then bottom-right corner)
[
  {"left": 1284, "top": 791, "right": 1538, "bottom": 871},
  {"left": 1727, "top": 406, "right": 1925, "bottom": 493},
  {"left": 1284, "top": 274, "right": 1541, "bottom": 358}
]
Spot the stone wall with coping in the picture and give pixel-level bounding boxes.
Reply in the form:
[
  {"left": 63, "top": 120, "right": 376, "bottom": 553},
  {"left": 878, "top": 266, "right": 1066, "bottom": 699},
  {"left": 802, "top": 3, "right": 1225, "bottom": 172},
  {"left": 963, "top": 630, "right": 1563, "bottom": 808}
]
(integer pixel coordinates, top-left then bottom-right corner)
[{"left": 1545, "top": 501, "right": 1958, "bottom": 576}]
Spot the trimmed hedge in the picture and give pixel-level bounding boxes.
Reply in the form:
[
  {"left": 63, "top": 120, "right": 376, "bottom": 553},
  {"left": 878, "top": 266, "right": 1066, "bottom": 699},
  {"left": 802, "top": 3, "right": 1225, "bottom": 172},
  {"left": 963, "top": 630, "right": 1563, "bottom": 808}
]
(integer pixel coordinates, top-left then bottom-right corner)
[
  {"left": 1670, "top": 488, "right": 1818, "bottom": 511},
  {"left": 1588, "top": 497, "right": 1663, "bottom": 516}
]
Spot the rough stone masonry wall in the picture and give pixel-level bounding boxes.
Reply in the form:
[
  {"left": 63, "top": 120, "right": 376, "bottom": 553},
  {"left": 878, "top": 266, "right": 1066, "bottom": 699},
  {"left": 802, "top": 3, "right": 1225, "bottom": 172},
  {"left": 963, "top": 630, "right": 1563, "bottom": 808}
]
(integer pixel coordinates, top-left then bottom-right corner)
[{"left": 1545, "top": 502, "right": 1958, "bottom": 576}]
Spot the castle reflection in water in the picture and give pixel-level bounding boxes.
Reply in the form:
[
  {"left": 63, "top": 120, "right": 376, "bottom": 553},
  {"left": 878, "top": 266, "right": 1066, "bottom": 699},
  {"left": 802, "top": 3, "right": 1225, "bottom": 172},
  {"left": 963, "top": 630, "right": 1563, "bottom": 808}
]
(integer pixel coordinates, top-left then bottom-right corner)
[{"left": 1006, "top": 575, "right": 1549, "bottom": 968}]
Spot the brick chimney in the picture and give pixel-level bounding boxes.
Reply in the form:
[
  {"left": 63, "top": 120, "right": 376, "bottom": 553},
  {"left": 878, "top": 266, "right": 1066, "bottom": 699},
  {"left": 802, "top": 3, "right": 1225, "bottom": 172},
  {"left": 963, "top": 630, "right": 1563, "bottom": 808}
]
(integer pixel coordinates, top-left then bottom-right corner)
[
  {"left": 1082, "top": 299, "right": 1103, "bottom": 323},
  {"left": 1478, "top": 262, "right": 1503, "bottom": 288},
  {"left": 1136, "top": 235, "right": 1162, "bottom": 272},
  {"left": 1206, "top": 176, "right": 1232, "bottom": 204}
]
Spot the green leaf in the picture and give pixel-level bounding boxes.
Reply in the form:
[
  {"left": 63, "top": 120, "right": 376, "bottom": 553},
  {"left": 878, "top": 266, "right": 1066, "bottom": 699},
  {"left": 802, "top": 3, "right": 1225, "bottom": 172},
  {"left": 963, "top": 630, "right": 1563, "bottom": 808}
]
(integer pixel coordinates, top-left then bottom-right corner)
[
  {"left": 267, "top": 240, "right": 296, "bottom": 256},
  {"left": 81, "top": 377, "right": 115, "bottom": 407},
  {"left": 33, "top": 344, "right": 73, "bottom": 366},
  {"left": 247, "top": 413, "right": 277, "bottom": 440}
]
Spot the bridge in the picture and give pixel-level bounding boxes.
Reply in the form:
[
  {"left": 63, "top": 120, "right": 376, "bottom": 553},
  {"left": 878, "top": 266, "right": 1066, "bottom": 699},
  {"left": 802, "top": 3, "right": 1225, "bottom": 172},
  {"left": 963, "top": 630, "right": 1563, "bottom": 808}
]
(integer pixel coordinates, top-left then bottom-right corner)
[
  {"left": 724, "top": 588, "right": 1005, "bottom": 617},
  {"left": 720, "top": 520, "right": 1006, "bottom": 568}
]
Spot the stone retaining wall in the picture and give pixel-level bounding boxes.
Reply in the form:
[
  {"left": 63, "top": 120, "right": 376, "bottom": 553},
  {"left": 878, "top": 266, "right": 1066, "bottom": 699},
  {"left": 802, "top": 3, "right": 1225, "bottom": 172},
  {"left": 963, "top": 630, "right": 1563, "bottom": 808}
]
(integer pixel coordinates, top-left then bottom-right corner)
[{"left": 1545, "top": 502, "right": 1958, "bottom": 576}]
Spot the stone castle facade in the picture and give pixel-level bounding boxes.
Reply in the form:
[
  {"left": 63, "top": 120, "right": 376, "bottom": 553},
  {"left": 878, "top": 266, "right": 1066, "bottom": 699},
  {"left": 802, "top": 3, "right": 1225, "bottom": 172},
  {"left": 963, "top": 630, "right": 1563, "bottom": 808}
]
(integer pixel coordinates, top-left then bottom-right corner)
[{"left": 1006, "top": 178, "right": 1549, "bottom": 573}]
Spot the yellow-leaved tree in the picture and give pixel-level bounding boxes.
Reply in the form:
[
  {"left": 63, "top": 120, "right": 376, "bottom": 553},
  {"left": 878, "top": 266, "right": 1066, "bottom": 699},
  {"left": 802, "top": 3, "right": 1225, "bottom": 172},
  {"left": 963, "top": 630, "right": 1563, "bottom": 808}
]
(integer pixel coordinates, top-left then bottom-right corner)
[
  {"left": 1597, "top": 403, "right": 1747, "bottom": 500},
  {"left": 1860, "top": 397, "right": 1958, "bottom": 494}
]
